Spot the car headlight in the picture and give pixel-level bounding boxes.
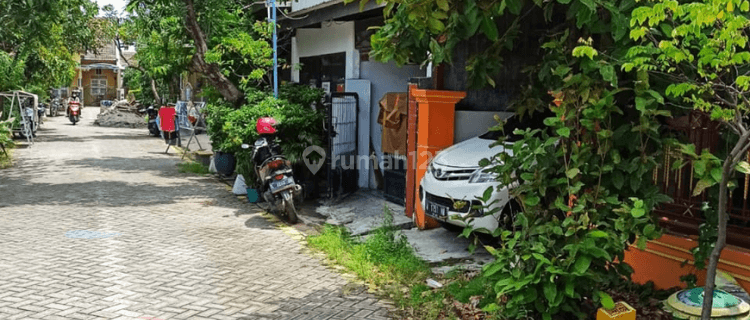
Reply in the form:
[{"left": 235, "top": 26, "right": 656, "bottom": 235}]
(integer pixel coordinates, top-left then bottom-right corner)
[
  {"left": 426, "top": 162, "right": 434, "bottom": 176},
  {"left": 469, "top": 168, "right": 498, "bottom": 183}
]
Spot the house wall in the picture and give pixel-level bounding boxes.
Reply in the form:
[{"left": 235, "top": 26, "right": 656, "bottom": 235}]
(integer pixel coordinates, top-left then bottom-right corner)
[
  {"left": 292, "top": 22, "right": 355, "bottom": 82},
  {"left": 623, "top": 234, "right": 750, "bottom": 293},
  {"left": 360, "top": 60, "right": 425, "bottom": 188},
  {"left": 80, "top": 69, "right": 117, "bottom": 105},
  {"left": 453, "top": 111, "right": 513, "bottom": 143}
]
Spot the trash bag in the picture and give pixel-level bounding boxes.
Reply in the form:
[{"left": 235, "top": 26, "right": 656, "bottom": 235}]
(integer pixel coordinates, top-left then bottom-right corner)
[
  {"left": 208, "top": 156, "right": 217, "bottom": 173},
  {"left": 232, "top": 174, "right": 248, "bottom": 195}
]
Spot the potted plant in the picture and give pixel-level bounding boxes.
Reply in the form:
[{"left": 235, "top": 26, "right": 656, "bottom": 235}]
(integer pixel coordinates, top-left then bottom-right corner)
[{"left": 205, "top": 102, "right": 237, "bottom": 176}]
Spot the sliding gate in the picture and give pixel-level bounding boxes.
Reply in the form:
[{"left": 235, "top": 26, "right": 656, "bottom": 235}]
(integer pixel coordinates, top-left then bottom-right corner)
[{"left": 326, "top": 92, "right": 359, "bottom": 199}]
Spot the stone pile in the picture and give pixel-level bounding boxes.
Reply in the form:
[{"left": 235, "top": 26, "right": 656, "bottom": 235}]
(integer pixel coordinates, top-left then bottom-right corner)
[{"left": 94, "top": 100, "right": 147, "bottom": 128}]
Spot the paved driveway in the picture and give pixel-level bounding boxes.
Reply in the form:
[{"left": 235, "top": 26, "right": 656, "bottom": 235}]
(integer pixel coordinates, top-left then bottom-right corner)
[{"left": 0, "top": 108, "right": 390, "bottom": 320}]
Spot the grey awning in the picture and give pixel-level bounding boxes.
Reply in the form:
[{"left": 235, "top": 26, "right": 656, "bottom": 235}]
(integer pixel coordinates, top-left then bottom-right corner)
[{"left": 79, "top": 63, "right": 121, "bottom": 71}]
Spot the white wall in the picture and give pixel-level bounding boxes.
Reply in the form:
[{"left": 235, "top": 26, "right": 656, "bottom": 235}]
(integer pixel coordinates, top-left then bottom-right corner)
[
  {"left": 292, "top": 21, "right": 355, "bottom": 82},
  {"left": 360, "top": 60, "right": 426, "bottom": 189},
  {"left": 454, "top": 111, "right": 513, "bottom": 143}
]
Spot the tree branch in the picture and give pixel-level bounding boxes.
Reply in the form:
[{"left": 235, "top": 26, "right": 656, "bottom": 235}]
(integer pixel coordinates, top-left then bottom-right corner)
[
  {"left": 115, "top": 37, "right": 160, "bottom": 102},
  {"left": 183, "top": 0, "right": 243, "bottom": 105}
]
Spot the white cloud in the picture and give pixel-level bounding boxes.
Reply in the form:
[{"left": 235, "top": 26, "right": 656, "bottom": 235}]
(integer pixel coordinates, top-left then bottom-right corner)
[{"left": 95, "top": 0, "right": 128, "bottom": 14}]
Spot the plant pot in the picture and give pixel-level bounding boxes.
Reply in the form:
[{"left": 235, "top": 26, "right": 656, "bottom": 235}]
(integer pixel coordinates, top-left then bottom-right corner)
[{"left": 214, "top": 151, "right": 236, "bottom": 176}]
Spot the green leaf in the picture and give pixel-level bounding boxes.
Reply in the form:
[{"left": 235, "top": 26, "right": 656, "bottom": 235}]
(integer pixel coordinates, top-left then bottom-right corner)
[
  {"left": 482, "top": 186, "right": 494, "bottom": 201},
  {"left": 736, "top": 161, "right": 750, "bottom": 174},
  {"left": 599, "top": 64, "right": 616, "bottom": 86},
  {"left": 557, "top": 127, "right": 571, "bottom": 137},
  {"left": 631, "top": 207, "right": 645, "bottom": 218},
  {"left": 461, "top": 226, "right": 472, "bottom": 238},
  {"left": 428, "top": 18, "right": 445, "bottom": 32},
  {"left": 612, "top": 171, "right": 624, "bottom": 190},
  {"left": 710, "top": 168, "right": 722, "bottom": 183},
  {"left": 436, "top": 0, "right": 450, "bottom": 11},
  {"left": 505, "top": 0, "right": 523, "bottom": 14},
  {"left": 480, "top": 16, "right": 499, "bottom": 41},
  {"left": 544, "top": 282, "right": 558, "bottom": 303},
  {"left": 565, "top": 279, "right": 575, "bottom": 297},
  {"left": 694, "top": 160, "right": 706, "bottom": 175},
  {"left": 588, "top": 247, "right": 612, "bottom": 261},
  {"left": 573, "top": 255, "right": 592, "bottom": 274},
  {"left": 578, "top": 0, "right": 597, "bottom": 11},
  {"left": 483, "top": 262, "right": 504, "bottom": 276},
  {"left": 598, "top": 291, "right": 615, "bottom": 309},
  {"left": 693, "top": 178, "right": 714, "bottom": 196},
  {"left": 566, "top": 168, "right": 580, "bottom": 179},
  {"left": 643, "top": 224, "right": 656, "bottom": 237},
  {"left": 523, "top": 287, "right": 538, "bottom": 303},
  {"left": 588, "top": 230, "right": 608, "bottom": 238},
  {"left": 572, "top": 46, "right": 598, "bottom": 59},
  {"left": 525, "top": 195, "right": 541, "bottom": 206}
]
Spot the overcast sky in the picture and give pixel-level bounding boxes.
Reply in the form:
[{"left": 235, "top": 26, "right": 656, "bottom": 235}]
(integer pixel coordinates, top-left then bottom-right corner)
[{"left": 96, "top": 0, "right": 129, "bottom": 14}]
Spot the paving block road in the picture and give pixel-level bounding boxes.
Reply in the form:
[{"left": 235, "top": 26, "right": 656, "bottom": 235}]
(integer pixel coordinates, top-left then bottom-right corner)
[{"left": 0, "top": 108, "right": 392, "bottom": 320}]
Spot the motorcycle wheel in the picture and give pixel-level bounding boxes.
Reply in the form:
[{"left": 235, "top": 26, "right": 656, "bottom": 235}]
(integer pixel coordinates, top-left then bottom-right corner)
[
  {"left": 284, "top": 196, "right": 298, "bottom": 224},
  {"left": 70, "top": 115, "right": 77, "bottom": 125}
]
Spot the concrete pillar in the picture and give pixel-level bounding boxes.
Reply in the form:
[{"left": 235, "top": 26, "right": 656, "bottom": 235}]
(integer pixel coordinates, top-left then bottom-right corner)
[{"left": 411, "top": 88, "right": 465, "bottom": 229}]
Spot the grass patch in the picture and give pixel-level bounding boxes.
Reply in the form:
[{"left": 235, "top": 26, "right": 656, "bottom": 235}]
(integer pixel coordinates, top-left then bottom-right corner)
[
  {"left": 177, "top": 161, "right": 209, "bottom": 175},
  {"left": 307, "top": 207, "right": 451, "bottom": 319},
  {"left": 0, "top": 148, "right": 13, "bottom": 169}
]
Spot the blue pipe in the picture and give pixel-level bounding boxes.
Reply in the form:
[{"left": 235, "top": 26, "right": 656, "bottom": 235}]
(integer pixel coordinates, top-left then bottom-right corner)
[{"left": 272, "top": 0, "right": 278, "bottom": 98}]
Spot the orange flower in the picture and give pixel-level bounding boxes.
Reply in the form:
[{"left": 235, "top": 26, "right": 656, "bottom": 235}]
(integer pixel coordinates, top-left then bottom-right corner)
[
  {"left": 548, "top": 90, "right": 564, "bottom": 106},
  {"left": 566, "top": 194, "right": 578, "bottom": 217}
]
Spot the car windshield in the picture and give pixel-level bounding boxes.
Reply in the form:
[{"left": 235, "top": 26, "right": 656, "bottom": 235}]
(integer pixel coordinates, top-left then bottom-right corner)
[{"left": 479, "top": 110, "right": 553, "bottom": 142}]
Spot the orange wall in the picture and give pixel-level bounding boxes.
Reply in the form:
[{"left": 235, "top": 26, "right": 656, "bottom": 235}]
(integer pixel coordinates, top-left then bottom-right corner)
[{"left": 623, "top": 234, "right": 750, "bottom": 293}]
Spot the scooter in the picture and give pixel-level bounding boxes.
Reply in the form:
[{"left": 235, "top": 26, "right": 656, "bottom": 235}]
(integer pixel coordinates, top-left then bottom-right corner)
[
  {"left": 37, "top": 102, "right": 45, "bottom": 125},
  {"left": 241, "top": 117, "right": 303, "bottom": 224},
  {"left": 67, "top": 89, "right": 82, "bottom": 125},
  {"left": 48, "top": 98, "right": 62, "bottom": 117},
  {"left": 17, "top": 98, "right": 38, "bottom": 138},
  {"left": 138, "top": 105, "right": 160, "bottom": 136},
  {"left": 67, "top": 100, "right": 81, "bottom": 125}
]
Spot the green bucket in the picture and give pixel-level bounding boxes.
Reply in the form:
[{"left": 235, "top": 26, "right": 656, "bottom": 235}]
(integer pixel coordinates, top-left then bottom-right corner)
[{"left": 246, "top": 188, "right": 260, "bottom": 203}]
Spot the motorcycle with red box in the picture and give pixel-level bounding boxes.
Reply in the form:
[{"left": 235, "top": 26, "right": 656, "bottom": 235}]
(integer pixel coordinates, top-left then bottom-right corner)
[
  {"left": 66, "top": 89, "right": 82, "bottom": 125},
  {"left": 241, "top": 117, "right": 303, "bottom": 223}
]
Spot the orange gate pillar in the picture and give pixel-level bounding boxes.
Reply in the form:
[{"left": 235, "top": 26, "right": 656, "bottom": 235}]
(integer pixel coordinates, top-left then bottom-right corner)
[{"left": 411, "top": 89, "right": 466, "bottom": 229}]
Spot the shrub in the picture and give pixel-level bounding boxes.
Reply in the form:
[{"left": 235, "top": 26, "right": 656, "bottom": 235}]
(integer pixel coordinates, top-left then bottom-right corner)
[
  {"left": 205, "top": 85, "right": 325, "bottom": 179},
  {"left": 468, "top": 34, "right": 671, "bottom": 319}
]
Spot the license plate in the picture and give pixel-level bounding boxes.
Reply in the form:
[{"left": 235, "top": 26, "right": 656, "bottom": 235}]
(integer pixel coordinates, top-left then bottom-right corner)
[
  {"left": 270, "top": 177, "right": 293, "bottom": 191},
  {"left": 425, "top": 200, "right": 449, "bottom": 217}
]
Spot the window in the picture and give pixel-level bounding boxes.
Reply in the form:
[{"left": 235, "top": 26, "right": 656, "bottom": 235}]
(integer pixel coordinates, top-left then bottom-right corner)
[
  {"left": 91, "top": 77, "right": 107, "bottom": 96},
  {"left": 95, "top": 68, "right": 102, "bottom": 75}
]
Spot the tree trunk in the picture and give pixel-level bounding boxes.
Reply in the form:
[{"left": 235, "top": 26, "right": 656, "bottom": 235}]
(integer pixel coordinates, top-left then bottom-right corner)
[
  {"left": 115, "top": 39, "right": 160, "bottom": 102},
  {"left": 701, "top": 130, "right": 750, "bottom": 320},
  {"left": 700, "top": 159, "right": 730, "bottom": 320},
  {"left": 183, "top": 0, "right": 242, "bottom": 105}
]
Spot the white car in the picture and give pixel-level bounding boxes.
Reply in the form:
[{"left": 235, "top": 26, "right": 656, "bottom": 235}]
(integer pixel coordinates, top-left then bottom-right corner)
[{"left": 419, "top": 114, "right": 546, "bottom": 233}]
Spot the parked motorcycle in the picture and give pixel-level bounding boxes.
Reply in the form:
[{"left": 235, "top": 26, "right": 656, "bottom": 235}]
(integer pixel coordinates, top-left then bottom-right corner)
[
  {"left": 37, "top": 102, "right": 45, "bottom": 125},
  {"left": 241, "top": 117, "right": 303, "bottom": 224},
  {"left": 17, "top": 98, "right": 38, "bottom": 138},
  {"left": 138, "top": 105, "right": 160, "bottom": 136},
  {"left": 48, "top": 98, "right": 62, "bottom": 117}
]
